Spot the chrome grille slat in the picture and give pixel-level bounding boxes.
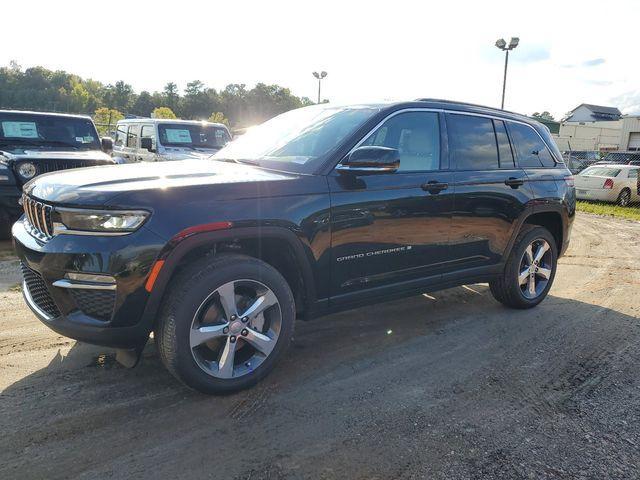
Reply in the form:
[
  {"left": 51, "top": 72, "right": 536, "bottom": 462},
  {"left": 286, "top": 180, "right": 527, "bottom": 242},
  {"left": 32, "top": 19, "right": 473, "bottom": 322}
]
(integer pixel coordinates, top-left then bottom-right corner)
[{"left": 22, "top": 194, "right": 54, "bottom": 240}]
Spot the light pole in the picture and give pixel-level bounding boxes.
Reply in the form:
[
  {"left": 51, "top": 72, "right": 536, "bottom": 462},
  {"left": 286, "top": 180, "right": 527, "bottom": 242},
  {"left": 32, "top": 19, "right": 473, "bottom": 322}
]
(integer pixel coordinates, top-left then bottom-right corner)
[
  {"left": 495, "top": 37, "right": 519, "bottom": 109},
  {"left": 312, "top": 71, "right": 327, "bottom": 104}
]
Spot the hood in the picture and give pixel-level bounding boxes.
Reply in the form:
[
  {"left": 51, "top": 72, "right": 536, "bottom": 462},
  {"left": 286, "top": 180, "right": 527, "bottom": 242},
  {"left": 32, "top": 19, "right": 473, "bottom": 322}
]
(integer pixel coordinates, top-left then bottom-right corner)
[
  {"left": 2, "top": 148, "right": 112, "bottom": 162},
  {"left": 159, "top": 148, "right": 219, "bottom": 161},
  {"left": 25, "top": 159, "right": 300, "bottom": 206}
]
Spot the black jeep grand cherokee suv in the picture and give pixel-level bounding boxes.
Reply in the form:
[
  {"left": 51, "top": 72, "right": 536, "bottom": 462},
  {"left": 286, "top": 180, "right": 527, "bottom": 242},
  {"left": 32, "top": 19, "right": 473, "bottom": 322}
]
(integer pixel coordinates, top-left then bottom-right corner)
[
  {"left": 13, "top": 100, "right": 575, "bottom": 394},
  {"left": 0, "top": 110, "right": 115, "bottom": 237}
]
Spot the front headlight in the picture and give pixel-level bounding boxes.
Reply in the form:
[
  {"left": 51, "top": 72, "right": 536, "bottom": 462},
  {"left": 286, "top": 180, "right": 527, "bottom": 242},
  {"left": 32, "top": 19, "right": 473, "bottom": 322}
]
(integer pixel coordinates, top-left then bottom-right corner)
[
  {"left": 18, "top": 162, "right": 37, "bottom": 179},
  {"left": 55, "top": 208, "right": 149, "bottom": 234}
]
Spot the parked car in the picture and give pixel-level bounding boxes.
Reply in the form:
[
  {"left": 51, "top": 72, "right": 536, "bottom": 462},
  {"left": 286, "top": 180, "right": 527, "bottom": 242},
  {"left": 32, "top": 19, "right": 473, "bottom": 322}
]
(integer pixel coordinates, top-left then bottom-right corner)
[
  {"left": 0, "top": 110, "right": 115, "bottom": 238},
  {"left": 575, "top": 164, "right": 640, "bottom": 206},
  {"left": 594, "top": 151, "right": 640, "bottom": 166},
  {"left": 13, "top": 99, "right": 575, "bottom": 394},
  {"left": 562, "top": 150, "right": 600, "bottom": 174},
  {"left": 112, "top": 118, "right": 231, "bottom": 163}
]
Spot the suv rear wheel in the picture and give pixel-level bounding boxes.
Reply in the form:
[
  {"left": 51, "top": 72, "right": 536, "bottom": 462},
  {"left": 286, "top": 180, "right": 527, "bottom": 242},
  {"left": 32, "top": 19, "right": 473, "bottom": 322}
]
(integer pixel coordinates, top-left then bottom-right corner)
[
  {"left": 155, "top": 254, "right": 295, "bottom": 394},
  {"left": 489, "top": 225, "right": 558, "bottom": 309}
]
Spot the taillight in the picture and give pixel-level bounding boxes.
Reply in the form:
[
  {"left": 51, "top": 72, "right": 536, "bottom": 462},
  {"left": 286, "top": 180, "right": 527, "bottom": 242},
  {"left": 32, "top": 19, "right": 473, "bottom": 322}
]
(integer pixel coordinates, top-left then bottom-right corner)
[
  {"left": 564, "top": 175, "right": 575, "bottom": 187},
  {"left": 603, "top": 178, "right": 614, "bottom": 189}
]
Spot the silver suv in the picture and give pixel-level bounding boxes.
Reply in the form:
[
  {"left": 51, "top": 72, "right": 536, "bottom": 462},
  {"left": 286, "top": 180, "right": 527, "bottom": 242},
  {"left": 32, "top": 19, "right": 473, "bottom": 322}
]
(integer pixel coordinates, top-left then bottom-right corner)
[{"left": 112, "top": 118, "right": 231, "bottom": 163}]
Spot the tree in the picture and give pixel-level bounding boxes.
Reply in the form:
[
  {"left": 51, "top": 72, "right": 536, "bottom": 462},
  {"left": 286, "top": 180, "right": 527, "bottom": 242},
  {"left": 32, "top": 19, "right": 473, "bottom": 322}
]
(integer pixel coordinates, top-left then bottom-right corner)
[
  {"left": 532, "top": 111, "right": 555, "bottom": 121},
  {"left": 104, "top": 80, "right": 134, "bottom": 112},
  {"left": 152, "top": 106, "right": 177, "bottom": 119},
  {"left": 162, "top": 82, "right": 180, "bottom": 113},
  {"left": 208, "top": 112, "right": 229, "bottom": 126},
  {"left": 93, "top": 107, "right": 124, "bottom": 135},
  {"left": 131, "top": 91, "right": 156, "bottom": 117}
]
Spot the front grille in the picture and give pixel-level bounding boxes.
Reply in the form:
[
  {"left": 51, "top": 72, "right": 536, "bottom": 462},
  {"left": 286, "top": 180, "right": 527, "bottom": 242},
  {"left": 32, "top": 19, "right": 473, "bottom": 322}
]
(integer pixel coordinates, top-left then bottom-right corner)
[
  {"left": 22, "top": 194, "right": 54, "bottom": 239},
  {"left": 14, "top": 159, "right": 113, "bottom": 183},
  {"left": 20, "top": 262, "right": 61, "bottom": 318},
  {"left": 68, "top": 289, "right": 115, "bottom": 321}
]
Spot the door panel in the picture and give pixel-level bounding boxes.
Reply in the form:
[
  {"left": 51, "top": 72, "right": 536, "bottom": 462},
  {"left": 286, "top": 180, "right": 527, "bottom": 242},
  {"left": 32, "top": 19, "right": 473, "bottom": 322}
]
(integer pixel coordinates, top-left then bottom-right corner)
[
  {"left": 446, "top": 114, "right": 533, "bottom": 270},
  {"left": 449, "top": 169, "right": 532, "bottom": 269},
  {"left": 328, "top": 110, "right": 454, "bottom": 301},
  {"left": 329, "top": 171, "right": 454, "bottom": 297}
]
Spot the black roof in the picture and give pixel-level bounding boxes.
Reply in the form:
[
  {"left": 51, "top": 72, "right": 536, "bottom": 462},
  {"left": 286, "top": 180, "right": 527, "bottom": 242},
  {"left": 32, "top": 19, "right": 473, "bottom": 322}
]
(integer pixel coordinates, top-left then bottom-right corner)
[
  {"left": 407, "top": 98, "right": 535, "bottom": 124},
  {"left": 579, "top": 104, "right": 622, "bottom": 116}
]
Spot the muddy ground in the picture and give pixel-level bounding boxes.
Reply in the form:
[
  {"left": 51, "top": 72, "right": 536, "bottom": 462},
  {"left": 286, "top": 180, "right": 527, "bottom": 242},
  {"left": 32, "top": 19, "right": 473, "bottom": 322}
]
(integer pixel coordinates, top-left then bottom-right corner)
[{"left": 1, "top": 213, "right": 639, "bottom": 479}]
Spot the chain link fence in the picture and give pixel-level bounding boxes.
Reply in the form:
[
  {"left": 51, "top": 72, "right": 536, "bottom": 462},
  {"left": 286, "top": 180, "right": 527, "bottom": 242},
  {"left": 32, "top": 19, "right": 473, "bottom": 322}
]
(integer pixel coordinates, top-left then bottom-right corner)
[{"left": 565, "top": 151, "right": 640, "bottom": 212}]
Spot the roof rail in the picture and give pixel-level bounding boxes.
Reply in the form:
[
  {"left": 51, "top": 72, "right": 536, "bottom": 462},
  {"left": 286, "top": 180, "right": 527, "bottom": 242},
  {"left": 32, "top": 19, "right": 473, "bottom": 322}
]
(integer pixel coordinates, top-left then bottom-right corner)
[{"left": 414, "top": 98, "right": 521, "bottom": 116}]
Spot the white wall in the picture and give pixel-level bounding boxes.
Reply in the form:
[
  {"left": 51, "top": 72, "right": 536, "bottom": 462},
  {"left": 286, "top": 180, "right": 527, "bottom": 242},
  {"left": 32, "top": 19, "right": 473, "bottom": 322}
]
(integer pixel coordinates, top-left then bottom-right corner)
[{"left": 554, "top": 120, "right": 623, "bottom": 151}]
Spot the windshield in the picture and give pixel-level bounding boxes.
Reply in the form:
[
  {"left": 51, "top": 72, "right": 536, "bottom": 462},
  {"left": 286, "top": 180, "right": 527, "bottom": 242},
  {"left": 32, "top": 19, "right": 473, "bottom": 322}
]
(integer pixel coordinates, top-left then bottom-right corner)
[
  {"left": 0, "top": 112, "right": 100, "bottom": 150},
  {"left": 158, "top": 123, "right": 230, "bottom": 149},
  {"left": 579, "top": 167, "right": 621, "bottom": 177},
  {"left": 212, "top": 105, "right": 380, "bottom": 173}
]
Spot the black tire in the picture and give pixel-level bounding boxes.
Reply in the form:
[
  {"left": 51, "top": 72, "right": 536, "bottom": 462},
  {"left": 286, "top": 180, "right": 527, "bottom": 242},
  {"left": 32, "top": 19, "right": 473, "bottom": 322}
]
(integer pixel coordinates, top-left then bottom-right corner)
[
  {"left": 617, "top": 188, "right": 631, "bottom": 207},
  {"left": 0, "top": 208, "right": 11, "bottom": 240},
  {"left": 155, "top": 253, "right": 295, "bottom": 394},
  {"left": 489, "top": 225, "right": 558, "bottom": 309}
]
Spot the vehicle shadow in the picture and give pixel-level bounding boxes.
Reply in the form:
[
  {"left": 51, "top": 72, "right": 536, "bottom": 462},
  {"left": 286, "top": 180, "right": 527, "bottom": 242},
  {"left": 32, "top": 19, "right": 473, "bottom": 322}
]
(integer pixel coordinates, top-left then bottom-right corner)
[{"left": 1, "top": 284, "right": 639, "bottom": 479}]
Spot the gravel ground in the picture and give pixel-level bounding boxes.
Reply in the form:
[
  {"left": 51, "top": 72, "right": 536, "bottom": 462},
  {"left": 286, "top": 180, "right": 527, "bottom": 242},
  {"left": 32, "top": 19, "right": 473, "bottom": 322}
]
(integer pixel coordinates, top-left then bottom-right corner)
[{"left": 1, "top": 213, "right": 639, "bottom": 479}]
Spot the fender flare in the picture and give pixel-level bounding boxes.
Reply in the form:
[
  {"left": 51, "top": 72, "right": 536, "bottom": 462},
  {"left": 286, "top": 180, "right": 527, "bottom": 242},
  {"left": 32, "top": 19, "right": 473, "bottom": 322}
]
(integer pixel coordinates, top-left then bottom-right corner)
[
  {"left": 502, "top": 203, "right": 565, "bottom": 263},
  {"left": 138, "top": 226, "right": 317, "bottom": 330}
]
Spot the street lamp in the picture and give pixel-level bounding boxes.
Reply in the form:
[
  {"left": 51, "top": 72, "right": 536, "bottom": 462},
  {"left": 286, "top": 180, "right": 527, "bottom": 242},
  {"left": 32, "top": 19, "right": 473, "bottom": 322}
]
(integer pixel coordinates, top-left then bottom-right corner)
[
  {"left": 495, "top": 37, "right": 519, "bottom": 109},
  {"left": 312, "top": 71, "right": 327, "bottom": 104}
]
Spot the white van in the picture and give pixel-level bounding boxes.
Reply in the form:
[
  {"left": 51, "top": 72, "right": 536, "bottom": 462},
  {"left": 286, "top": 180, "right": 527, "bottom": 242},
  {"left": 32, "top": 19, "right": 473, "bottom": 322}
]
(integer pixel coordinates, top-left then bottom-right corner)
[{"left": 112, "top": 118, "right": 231, "bottom": 163}]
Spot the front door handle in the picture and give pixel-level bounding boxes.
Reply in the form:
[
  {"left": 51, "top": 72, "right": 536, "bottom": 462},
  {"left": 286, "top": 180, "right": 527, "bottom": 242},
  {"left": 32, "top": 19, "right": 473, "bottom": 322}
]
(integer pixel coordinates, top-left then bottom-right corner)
[
  {"left": 421, "top": 180, "right": 449, "bottom": 194},
  {"left": 505, "top": 177, "right": 525, "bottom": 189}
]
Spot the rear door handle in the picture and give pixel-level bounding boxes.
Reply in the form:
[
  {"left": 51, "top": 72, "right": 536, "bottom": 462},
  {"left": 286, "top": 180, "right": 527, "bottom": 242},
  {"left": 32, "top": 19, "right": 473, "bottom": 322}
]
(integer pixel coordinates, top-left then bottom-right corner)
[
  {"left": 505, "top": 177, "right": 525, "bottom": 188},
  {"left": 421, "top": 180, "right": 449, "bottom": 194}
]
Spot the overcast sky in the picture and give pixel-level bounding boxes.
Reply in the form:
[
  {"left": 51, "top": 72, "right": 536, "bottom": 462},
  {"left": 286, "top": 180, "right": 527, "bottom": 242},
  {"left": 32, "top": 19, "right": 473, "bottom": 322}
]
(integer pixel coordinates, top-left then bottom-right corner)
[{"left": 3, "top": 0, "right": 639, "bottom": 119}]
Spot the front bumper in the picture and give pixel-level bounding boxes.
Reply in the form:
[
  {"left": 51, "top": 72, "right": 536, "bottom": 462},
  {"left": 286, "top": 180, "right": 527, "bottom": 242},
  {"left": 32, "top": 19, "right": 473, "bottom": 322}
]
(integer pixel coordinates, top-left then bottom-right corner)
[{"left": 12, "top": 218, "right": 165, "bottom": 349}]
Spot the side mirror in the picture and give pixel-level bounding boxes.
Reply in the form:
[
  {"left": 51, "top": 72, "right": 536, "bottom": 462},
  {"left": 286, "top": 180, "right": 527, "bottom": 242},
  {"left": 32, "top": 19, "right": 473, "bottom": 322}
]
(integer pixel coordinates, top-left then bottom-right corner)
[
  {"left": 101, "top": 137, "right": 113, "bottom": 153},
  {"left": 336, "top": 146, "right": 400, "bottom": 174},
  {"left": 140, "top": 137, "right": 154, "bottom": 152}
]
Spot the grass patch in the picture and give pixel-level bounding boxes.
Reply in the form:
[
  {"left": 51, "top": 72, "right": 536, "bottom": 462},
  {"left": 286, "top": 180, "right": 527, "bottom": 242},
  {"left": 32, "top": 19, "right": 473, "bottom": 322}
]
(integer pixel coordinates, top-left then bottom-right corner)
[{"left": 577, "top": 201, "right": 640, "bottom": 221}]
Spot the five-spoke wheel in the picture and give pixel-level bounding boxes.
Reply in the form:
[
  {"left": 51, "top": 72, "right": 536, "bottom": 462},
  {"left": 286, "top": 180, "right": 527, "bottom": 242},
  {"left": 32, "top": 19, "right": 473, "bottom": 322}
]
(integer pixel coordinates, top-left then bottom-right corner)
[
  {"left": 190, "top": 279, "right": 281, "bottom": 379},
  {"left": 156, "top": 254, "right": 295, "bottom": 394}
]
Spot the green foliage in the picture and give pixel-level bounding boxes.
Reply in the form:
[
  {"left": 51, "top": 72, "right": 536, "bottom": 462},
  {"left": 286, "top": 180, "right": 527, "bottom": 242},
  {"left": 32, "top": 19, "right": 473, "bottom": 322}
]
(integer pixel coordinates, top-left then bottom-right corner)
[
  {"left": 0, "top": 62, "right": 312, "bottom": 128},
  {"left": 93, "top": 108, "right": 124, "bottom": 136},
  {"left": 531, "top": 111, "right": 555, "bottom": 121},
  {"left": 208, "top": 112, "right": 229, "bottom": 126},
  {"left": 152, "top": 107, "right": 177, "bottom": 119},
  {"left": 576, "top": 201, "right": 640, "bottom": 221}
]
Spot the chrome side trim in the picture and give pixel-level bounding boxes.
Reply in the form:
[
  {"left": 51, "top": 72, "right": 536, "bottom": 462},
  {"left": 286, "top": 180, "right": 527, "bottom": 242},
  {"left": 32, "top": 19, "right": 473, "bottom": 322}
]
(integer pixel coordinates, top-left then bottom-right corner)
[
  {"left": 22, "top": 281, "right": 53, "bottom": 321},
  {"left": 52, "top": 279, "right": 117, "bottom": 291},
  {"left": 341, "top": 107, "right": 560, "bottom": 167}
]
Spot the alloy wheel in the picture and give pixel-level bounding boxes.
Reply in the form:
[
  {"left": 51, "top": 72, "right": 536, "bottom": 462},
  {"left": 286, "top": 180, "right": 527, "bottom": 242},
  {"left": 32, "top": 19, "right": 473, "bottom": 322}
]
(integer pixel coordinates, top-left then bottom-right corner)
[
  {"left": 189, "top": 279, "right": 281, "bottom": 379},
  {"left": 518, "top": 239, "right": 553, "bottom": 299}
]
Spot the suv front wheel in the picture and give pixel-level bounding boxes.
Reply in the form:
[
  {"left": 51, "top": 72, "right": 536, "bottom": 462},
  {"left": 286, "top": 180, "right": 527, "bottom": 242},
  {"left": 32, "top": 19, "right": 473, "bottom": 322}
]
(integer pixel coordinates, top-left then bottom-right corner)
[
  {"left": 489, "top": 225, "right": 558, "bottom": 309},
  {"left": 155, "top": 254, "right": 295, "bottom": 394}
]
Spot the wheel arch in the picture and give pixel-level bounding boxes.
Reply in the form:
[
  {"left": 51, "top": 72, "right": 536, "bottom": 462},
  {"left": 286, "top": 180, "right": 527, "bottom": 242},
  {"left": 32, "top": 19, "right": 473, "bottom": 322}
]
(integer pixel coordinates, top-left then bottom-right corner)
[{"left": 140, "top": 226, "right": 317, "bottom": 331}]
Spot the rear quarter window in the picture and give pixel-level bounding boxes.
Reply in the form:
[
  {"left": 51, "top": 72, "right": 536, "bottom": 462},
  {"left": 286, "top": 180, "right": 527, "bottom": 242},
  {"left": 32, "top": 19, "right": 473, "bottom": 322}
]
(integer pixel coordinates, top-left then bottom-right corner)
[{"left": 508, "top": 122, "right": 555, "bottom": 168}]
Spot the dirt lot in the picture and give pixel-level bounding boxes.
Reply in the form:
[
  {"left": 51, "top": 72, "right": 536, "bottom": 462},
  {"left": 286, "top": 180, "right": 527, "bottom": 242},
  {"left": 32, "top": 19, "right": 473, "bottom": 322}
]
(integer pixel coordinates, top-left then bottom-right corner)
[{"left": 1, "top": 213, "right": 639, "bottom": 479}]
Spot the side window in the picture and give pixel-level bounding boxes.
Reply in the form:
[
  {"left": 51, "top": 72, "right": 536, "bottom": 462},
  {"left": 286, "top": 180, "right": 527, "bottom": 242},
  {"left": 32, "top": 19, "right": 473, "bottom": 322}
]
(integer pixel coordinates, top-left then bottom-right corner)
[
  {"left": 140, "top": 125, "right": 156, "bottom": 150},
  {"left": 509, "top": 123, "right": 555, "bottom": 168},
  {"left": 360, "top": 112, "right": 440, "bottom": 172},
  {"left": 447, "top": 114, "right": 499, "bottom": 170},
  {"left": 126, "top": 125, "right": 139, "bottom": 148},
  {"left": 114, "top": 124, "right": 127, "bottom": 147},
  {"left": 494, "top": 120, "right": 515, "bottom": 168},
  {"left": 628, "top": 168, "right": 639, "bottom": 179}
]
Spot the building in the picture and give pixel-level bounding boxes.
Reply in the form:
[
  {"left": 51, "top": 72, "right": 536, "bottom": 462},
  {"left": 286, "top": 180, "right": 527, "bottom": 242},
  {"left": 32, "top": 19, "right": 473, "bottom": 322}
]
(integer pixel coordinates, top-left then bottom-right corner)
[
  {"left": 563, "top": 104, "right": 622, "bottom": 123},
  {"left": 619, "top": 116, "right": 640, "bottom": 151},
  {"left": 552, "top": 103, "right": 624, "bottom": 151}
]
